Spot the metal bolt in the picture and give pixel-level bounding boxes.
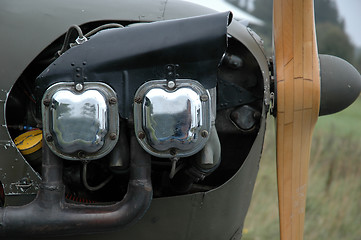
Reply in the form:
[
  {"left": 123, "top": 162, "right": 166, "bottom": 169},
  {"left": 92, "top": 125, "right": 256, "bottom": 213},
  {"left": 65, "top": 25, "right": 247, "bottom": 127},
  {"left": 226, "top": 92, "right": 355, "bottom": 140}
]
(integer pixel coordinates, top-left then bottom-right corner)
[
  {"left": 201, "top": 130, "right": 209, "bottom": 138},
  {"left": 138, "top": 131, "right": 146, "bottom": 140},
  {"left": 75, "top": 83, "right": 83, "bottom": 92},
  {"left": 78, "top": 151, "right": 86, "bottom": 159},
  {"left": 109, "top": 97, "right": 117, "bottom": 105},
  {"left": 200, "top": 94, "right": 209, "bottom": 102},
  {"left": 43, "top": 99, "right": 51, "bottom": 107},
  {"left": 170, "top": 148, "right": 177, "bottom": 156},
  {"left": 253, "top": 111, "right": 261, "bottom": 120},
  {"left": 134, "top": 97, "right": 142, "bottom": 104},
  {"left": 46, "top": 134, "right": 53, "bottom": 142},
  {"left": 167, "top": 81, "right": 176, "bottom": 89},
  {"left": 109, "top": 132, "right": 117, "bottom": 140}
]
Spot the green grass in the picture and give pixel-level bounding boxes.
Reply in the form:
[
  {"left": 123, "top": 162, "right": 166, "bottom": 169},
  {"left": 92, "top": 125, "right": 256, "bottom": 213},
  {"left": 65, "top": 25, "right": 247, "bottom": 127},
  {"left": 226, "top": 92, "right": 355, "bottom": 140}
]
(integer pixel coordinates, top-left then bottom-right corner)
[{"left": 242, "top": 97, "right": 361, "bottom": 240}]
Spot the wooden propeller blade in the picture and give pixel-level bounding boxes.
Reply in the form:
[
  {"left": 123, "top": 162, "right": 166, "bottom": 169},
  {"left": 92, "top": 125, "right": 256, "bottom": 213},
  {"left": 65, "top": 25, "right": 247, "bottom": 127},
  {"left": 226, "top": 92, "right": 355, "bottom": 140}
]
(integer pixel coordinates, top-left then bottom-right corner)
[{"left": 273, "top": 0, "right": 320, "bottom": 239}]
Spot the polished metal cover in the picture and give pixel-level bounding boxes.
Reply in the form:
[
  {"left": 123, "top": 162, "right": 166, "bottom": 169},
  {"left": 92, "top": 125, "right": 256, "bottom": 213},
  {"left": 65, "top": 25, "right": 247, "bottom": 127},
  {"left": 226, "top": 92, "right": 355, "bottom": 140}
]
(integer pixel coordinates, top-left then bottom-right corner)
[
  {"left": 134, "top": 79, "right": 211, "bottom": 158},
  {"left": 42, "top": 82, "right": 119, "bottom": 160},
  {"left": 51, "top": 90, "right": 107, "bottom": 153}
]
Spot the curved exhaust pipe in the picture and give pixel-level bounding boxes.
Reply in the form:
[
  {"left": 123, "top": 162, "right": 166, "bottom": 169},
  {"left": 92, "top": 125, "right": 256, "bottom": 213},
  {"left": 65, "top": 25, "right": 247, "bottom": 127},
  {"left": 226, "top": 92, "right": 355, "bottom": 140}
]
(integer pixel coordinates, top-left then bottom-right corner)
[{"left": 0, "top": 135, "right": 152, "bottom": 237}]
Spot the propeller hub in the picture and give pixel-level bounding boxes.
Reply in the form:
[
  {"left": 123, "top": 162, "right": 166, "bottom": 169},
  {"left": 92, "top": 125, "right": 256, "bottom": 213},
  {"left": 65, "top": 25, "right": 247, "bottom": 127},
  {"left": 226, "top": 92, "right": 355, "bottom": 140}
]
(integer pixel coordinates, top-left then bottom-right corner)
[{"left": 319, "top": 54, "right": 361, "bottom": 116}]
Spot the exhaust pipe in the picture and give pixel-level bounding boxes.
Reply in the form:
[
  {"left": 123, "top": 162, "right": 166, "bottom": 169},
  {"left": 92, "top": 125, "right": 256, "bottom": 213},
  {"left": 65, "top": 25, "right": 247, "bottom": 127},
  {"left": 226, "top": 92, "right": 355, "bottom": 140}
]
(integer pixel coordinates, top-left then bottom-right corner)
[{"left": 0, "top": 135, "right": 152, "bottom": 237}]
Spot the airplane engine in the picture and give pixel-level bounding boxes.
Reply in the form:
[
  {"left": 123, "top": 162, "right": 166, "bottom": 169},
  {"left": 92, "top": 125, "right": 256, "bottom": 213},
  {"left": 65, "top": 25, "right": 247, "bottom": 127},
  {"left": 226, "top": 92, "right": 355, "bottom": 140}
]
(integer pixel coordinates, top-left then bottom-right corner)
[
  {"left": 1, "top": 10, "right": 270, "bottom": 238},
  {"left": 4, "top": 1, "right": 358, "bottom": 239}
]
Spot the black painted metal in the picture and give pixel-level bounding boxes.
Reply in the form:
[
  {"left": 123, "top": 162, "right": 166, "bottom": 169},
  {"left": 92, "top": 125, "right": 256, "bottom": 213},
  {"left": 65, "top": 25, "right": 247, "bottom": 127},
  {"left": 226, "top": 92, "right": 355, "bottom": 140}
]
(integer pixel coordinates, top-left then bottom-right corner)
[
  {"left": 0, "top": 134, "right": 152, "bottom": 237},
  {"left": 35, "top": 12, "right": 230, "bottom": 119},
  {"left": 217, "top": 79, "right": 260, "bottom": 110}
]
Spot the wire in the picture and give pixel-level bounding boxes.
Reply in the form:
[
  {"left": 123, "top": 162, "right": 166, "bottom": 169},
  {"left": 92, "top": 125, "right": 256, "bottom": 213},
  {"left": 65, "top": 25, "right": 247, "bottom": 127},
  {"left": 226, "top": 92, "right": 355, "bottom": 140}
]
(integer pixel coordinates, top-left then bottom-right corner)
[
  {"left": 82, "top": 162, "right": 113, "bottom": 192},
  {"left": 57, "top": 25, "right": 85, "bottom": 56},
  {"left": 169, "top": 157, "right": 185, "bottom": 179},
  {"left": 57, "top": 23, "right": 123, "bottom": 56},
  {"left": 84, "top": 23, "right": 124, "bottom": 38}
]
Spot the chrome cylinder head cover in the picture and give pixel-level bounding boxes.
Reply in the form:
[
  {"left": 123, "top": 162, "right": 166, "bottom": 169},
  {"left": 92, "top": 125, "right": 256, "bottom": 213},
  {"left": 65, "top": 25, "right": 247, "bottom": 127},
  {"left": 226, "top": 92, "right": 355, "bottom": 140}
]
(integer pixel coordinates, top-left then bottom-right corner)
[
  {"left": 42, "top": 82, "right": 119, "bottom": 160},
  {"left": 134, "top": 79, "right": 211, "bottom": 158}
]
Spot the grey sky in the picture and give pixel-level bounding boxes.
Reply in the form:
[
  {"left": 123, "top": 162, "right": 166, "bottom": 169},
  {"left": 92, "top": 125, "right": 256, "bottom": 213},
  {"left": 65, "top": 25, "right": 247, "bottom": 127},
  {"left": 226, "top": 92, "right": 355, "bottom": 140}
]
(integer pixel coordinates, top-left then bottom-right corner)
[
  {"left": 186, "top": 0, "right": 361, "bottom": 48},
  {"left": 334, "top": 0, "right": 361, "bottom": 48}
]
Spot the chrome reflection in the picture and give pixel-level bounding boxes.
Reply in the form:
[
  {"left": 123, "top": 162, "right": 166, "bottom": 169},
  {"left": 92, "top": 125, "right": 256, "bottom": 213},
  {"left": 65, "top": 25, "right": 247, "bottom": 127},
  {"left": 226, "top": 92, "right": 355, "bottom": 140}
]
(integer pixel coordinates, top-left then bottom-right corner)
[
  {"left": 143, "top": 88, "right": 202, "bottom": 151},
  {"left": 134, "top": 79, "right": 211, "bottom": 158},
  {"left": 42, "top": 82, "right": 119, "bottom": 161},
  {"left": 51, "top": 90, "right": 108, "bottom": 154}
]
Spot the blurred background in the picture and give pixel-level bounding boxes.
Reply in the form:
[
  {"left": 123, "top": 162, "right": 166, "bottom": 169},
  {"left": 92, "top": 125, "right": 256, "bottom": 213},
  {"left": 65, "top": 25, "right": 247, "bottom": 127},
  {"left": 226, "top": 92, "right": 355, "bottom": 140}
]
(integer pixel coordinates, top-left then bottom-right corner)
[{"left": 185, "top": 0, "right": 361, "bottom": 239}]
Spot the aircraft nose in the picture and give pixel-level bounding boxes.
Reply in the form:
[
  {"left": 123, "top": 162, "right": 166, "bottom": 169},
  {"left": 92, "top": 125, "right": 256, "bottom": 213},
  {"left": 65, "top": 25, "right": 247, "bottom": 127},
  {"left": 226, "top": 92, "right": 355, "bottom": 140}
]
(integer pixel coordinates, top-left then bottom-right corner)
[{"left": 319, "top": 54, "right": 361, "bottom": 116}]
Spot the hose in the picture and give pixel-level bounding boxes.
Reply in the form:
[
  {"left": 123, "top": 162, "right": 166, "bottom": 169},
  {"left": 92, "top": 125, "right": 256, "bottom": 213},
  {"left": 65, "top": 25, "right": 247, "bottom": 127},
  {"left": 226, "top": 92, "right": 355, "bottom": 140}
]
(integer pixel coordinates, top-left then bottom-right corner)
[
  {"left": 57, "top": 25, "right": 85, "bottom": 56},
  {"left": 82, "top": 162, "right": 113, "bottom": 191},
  {"left": 84, "top": 23, "right": 124, "bottom": 37}
]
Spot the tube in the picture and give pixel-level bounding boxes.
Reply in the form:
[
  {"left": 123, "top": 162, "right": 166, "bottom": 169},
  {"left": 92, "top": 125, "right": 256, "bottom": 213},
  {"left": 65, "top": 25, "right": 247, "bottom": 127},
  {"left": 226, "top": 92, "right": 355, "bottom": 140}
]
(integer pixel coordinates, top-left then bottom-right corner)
[{"left": 0, "top": 134, "right": 152, "bottom": 237}]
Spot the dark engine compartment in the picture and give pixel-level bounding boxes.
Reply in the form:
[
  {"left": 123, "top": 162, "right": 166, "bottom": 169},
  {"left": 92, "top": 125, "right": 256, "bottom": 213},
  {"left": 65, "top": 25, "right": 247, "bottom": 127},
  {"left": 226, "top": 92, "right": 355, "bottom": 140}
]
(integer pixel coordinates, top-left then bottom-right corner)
[{"left": 4, "top": 14, "right": 264, "bottom": 207}]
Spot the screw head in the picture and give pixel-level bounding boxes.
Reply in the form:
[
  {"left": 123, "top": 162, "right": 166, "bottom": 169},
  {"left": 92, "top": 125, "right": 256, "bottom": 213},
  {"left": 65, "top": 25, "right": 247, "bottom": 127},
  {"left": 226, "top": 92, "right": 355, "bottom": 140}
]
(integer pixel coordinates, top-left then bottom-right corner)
[
  {"left": 138, "top": 131, "right": 146, "bottom": 140},
  {"left": 43, "top": 99, "right": 51, "bottom": 107},
  {"left": 134, "top": 97, "right": 142, "bottom": 104},
  {"left": 75, "top": 83, "right": 83, "bottom": 92},
  {"left": 170, "top": 148, "right": 177, "bottom": 156},
  {"left": 167, "top": 81, "right": 176, "bottom": 89},
  {"left": 77, "top": 151, "right": 86, "bottom": 159},
  {"left": 109, "top": 97, "right": 117, "bottom": 105},
  {"left": 201, "top": 130, "right": 209, "bottom": 138},
  {"left": 109, "top": 132, "right": 117, "bottom": 140},
  {"left": 46, "top": 134, "right": 53, "bottom": 142},
  {"left": 200, "top": 94, "right": 209, "bottom": 102}
]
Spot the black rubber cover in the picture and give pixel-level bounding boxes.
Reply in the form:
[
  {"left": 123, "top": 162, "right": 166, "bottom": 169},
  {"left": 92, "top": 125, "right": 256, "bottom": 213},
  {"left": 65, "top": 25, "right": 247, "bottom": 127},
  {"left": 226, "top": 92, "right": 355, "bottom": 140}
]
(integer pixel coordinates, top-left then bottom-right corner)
[{"left": 319, "top": 54, "right": 361, "bottom": 116}]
